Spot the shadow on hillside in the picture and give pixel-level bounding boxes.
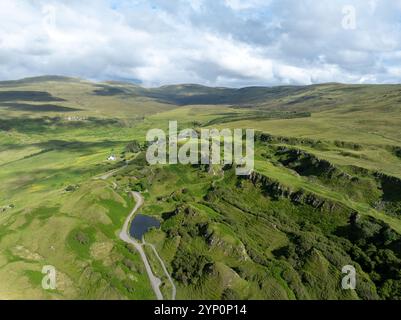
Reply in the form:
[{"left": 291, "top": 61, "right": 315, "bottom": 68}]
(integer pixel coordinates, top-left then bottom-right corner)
[
  {"left": 0, "top": 91, "right": 66, "bottom": 102},
  {"left": 0, "top": 116, "right": 122, "bottom": 133},
  {"left": 91, "top": 83, "right": 311, "bottom": 106},
  {"left": 92, "top": 85, "right": 128, "bottom": 96},
  {"left": 0, "top": 139, "right": 128, "bottom": 153},
  {"left": 0, "top": 103, "right": 80, "bottom": 112}
]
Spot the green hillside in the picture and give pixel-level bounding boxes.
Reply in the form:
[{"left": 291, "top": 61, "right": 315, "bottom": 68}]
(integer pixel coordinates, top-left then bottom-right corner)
[{"left": 1, "top": 77, "right": 401, "bottom": 300}]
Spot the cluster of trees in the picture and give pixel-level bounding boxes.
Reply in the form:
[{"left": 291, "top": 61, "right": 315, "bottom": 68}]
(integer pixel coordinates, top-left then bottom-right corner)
[
  {"left": 172, "top": 247, "right": 213, "bottom": 286},
  {"left": 125, "top": 140, "right": 143, "bottom": 153},
  {"left": 346, "top": 215, "right": 401, "bottom": 299}
]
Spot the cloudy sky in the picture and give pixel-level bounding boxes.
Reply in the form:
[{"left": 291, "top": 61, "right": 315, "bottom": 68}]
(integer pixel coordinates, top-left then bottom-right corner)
[{"left": 0, "top": 0, "right": 401, "bottom": 87}]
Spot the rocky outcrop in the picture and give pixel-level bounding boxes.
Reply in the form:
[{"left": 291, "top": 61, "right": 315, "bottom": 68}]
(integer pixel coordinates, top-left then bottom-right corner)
[
  {"left": 275, "top": 146, "right": 345, "bottom": 180},
  {"left": 255, "top": 132, "right": 363, "bottom": 151},
  {"left": 246, "top": 171, "right": 347, "bottom": 213},
  {"left": 205, "top": 227, "right": 248, "bottom": 261},
  {"left": 255, "top": 132, "right": 325, "bottom": 149}
]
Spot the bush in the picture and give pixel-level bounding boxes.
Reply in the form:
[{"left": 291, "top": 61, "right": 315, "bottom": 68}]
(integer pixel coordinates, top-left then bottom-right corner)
[
  {"left": 123, "top": 258, "right": 137, "bottom": 272},
  {"left": 75, "top": 231, "right": 89, "bottom": 245},
  {"left": 172, "top": 249, "right": 213, "bottom": 285},
  {"left": 65, "top": 185, "right": 77, "bottom": 192},
  {"left": 221, "top": 288, "right": 240, "bottom": 300},
  {"left": 125, "top": 140, "right": 142, "bottom": 153}
]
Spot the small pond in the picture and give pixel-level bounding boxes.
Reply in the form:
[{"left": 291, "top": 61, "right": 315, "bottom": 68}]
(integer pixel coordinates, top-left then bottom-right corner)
[{"left": 129, "top": 214, "right": 161, "bottom": 240}]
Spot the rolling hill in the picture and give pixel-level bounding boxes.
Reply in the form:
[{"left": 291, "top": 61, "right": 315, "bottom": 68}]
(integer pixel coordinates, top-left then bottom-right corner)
[{"left": 1, "top": 76, "right": 401, "bottom": 300}]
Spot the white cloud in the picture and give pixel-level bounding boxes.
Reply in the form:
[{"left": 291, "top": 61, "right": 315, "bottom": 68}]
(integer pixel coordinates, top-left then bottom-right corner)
[
  {"left": 0, "top": 0, "right": 400, "bottom": 86},
  {"left": 224, "top": 0, "right": 271, "bottom": 10}
]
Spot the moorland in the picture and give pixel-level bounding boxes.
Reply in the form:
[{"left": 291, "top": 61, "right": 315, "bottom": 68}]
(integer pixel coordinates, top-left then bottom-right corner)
[{"left": 1, "top": 76, "right": 401, "bottom": 299}]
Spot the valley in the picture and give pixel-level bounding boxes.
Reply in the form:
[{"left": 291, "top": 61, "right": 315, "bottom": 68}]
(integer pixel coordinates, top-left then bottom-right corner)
[{"left": 1, "top": 77, "right": 401, "bottom": 300}]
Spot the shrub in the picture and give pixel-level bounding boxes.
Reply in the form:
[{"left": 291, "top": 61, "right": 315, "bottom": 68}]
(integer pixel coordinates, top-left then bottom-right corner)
[
  {"left": 75, "top": 231, "right": 89, "bottom": 245},
  {"left": 172, "top": 249, "right": 213, "bottom": 285}
]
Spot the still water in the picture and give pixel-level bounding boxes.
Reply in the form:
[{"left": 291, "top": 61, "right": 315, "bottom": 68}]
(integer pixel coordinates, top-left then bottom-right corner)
[{"left": 129, "top": 214, "right": 160, "bottom": 240}]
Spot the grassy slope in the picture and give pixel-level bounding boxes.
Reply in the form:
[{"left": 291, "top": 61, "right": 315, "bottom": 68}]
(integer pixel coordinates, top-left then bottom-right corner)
[
  {"left": 1, "top": 77, "right": 401, "bottom": 299},
  {"left": 0, "top": 78, "right": 172, "bottom": 299}
]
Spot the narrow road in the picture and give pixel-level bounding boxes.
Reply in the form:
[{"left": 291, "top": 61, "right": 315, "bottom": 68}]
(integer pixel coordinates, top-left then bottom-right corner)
[
  {"left": 95, "top": 154, "right": 137, "bottom": 181},
  {"left": 97, "top": 159, "right": 176, "bottom": 300},
  {"left": 119, "top": 191, "right": 163, "bottom": 300},
  {"left": 95, "top": 162, "right": 128, "bottom": 180},
  {"left": 145, "top": 242, "right": 177, "bottom": 300}
]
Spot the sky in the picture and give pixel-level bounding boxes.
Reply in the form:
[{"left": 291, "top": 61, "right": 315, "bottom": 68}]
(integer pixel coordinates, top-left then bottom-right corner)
[{"left": 0, "top": 0, "right": 401, "bottom": 87}]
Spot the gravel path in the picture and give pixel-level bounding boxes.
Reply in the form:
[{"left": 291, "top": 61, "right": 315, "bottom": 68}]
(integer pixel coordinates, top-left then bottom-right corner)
[
  {"left": 144, "top": 241, "right": 177, "bottom": 300},
  {"left": 99, "top": 161, "right": 176, "bottom": 300},
  {"left": 119, "top": 191, "right": 163, "bottom": 300}
]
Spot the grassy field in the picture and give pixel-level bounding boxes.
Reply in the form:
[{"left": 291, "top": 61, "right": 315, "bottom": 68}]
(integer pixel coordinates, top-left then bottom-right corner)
[{"left": 1, "top": 77, "right": 401, "bottom": 299}]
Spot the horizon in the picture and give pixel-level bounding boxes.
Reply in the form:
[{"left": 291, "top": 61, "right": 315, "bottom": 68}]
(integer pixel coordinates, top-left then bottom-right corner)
[
  {"left": 3, "top": 0, "right": 401, "bottom": 305},
  {"left": 2, "top": 74, "right": 401, "bottom": 89}
]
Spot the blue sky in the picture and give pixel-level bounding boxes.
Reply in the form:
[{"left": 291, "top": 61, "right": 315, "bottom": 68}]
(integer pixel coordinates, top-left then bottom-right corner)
[{"left": 0, "top": 0, "right": 401, "bottom": 87}]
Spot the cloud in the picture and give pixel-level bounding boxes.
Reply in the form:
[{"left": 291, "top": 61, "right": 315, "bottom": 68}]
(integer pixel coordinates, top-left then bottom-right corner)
[
  {"left": 224, "top": 0, "right": 272, "bottom": 11},
  {"left": 0, "top": 0, "right": 400, "bottom": 86}
]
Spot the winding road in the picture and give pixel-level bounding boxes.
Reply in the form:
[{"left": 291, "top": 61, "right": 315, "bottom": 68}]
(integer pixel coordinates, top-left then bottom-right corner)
[
  {"left": 119, "top": 192, "right": 164, "bottom": 300},
  {"left": 98, "top": 161, "right": 177, "bottom": 300},
  {"left": 119, "top": 191, "right": 177, "bottom": 300}
]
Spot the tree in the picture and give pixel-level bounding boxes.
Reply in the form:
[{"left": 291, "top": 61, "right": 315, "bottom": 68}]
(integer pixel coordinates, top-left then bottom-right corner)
[
  {"left": 349, "top": 211, "right": 360, "bottom": 226},
  {"left": 125, "top": 140, "right": 142, "bottom": 153}
]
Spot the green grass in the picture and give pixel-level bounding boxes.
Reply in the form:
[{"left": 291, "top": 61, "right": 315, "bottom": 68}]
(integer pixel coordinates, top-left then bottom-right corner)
[{"left": 1, "top": 78, "right": 401, "bottom": 299}]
